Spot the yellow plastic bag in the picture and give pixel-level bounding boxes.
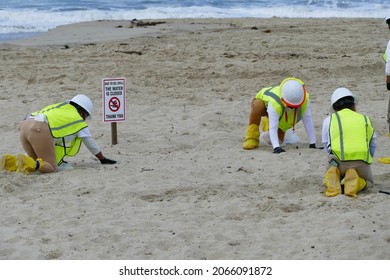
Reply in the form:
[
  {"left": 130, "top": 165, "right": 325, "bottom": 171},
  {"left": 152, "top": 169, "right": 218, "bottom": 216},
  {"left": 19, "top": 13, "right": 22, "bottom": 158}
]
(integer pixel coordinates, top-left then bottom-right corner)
[
  {"left": 378, "top": 157, "right": 390, "bottom": 164},
  {"left": 0, "top": 154, "right": 17, "bottom": 172}
]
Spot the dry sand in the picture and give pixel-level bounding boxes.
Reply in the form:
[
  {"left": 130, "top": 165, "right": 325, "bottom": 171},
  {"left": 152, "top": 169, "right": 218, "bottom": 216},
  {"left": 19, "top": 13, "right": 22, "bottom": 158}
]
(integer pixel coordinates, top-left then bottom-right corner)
[{"left": 1, "top": 18, "right": 390, "bottom": 260}]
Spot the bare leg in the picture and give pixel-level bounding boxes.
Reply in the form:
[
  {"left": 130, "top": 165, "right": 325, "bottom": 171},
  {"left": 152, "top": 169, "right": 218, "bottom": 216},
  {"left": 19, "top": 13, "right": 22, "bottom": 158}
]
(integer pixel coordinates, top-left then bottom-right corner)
[
  {"left": 19, "top": 119, "right": 58, "bottom": 173},
  {"left": 249, "top": 99, "right": 268, "bottom": 125},
  {"left": 250, "top": 99, "right": 285, "bottom": 144},
  {"left": 19, "top": 121, "right": 37, "bottom": 159},
  {"left": 243, "top": 99, "right": 268, "bottom": 150}
]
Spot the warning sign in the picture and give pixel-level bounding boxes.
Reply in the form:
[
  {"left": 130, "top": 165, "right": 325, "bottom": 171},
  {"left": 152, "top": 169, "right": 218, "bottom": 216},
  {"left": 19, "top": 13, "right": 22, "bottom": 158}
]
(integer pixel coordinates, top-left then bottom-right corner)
[{"left": 102, "top": 78, "right": 126, "bottom": 122}]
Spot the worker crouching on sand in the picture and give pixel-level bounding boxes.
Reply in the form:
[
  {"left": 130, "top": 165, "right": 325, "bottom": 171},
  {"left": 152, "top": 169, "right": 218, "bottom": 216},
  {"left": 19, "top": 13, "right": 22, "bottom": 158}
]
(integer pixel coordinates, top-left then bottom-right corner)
[
  {"left": 1, "top": 94, "right": 116, "bottom": 174},
  {"left": 243, "top": 77, "right": 317, "bottom": 153},
  {"left": 322, "top": 88, "right": 376, "bottom": 198}
]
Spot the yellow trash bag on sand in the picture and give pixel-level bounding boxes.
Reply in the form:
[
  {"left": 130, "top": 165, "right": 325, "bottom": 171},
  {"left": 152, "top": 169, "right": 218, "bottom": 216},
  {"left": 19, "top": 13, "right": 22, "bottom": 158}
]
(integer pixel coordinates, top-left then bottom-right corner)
[{"left": 378, "top": 157, "right": 390, "bottom": 164}]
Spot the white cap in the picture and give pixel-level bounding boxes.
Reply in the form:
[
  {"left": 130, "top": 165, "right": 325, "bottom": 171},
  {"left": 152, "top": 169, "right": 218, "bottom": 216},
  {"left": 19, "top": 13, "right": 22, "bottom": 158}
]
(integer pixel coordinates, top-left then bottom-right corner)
[
  {"left": 331, "top": 87, "right": 354, "bottom": 106},
  {"left": 71, "top": 94, "right": 93, "bottom": 118},
  {"left": 280, "top": 78, "right": 306, "bottom": 107}
]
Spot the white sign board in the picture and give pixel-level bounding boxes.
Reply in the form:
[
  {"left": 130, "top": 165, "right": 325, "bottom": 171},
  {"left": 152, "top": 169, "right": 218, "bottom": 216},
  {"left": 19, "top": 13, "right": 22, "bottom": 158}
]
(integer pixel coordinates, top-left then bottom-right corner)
[{"left": 102, "top": 77, "right": 126, "bottom": 122}]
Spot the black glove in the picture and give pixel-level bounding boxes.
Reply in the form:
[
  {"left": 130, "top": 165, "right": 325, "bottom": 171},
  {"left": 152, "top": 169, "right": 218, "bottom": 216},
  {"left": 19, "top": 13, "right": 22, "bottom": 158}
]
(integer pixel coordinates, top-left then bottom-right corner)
[
  {"left": 100, "top": 157, "right": 117, "bottom": 164},
  {"left": 273, "top": 147, "right": 286, "bottom": 154},
  {"left": 387, "top": 83, "right": 390, "bottom": 91}
]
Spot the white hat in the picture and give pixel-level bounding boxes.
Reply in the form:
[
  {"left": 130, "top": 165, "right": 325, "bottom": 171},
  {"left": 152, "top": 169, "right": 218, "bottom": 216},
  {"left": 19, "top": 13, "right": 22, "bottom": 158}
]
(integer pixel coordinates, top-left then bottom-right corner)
[
  {"left": 280, "top": 78, "right": 306, "bottom": 107},
  {"left": 71, "top": 94, "right": 93, "bottom": 118},
  {"left": 331, "top": 87, "right": 354, "bottom": 106}
]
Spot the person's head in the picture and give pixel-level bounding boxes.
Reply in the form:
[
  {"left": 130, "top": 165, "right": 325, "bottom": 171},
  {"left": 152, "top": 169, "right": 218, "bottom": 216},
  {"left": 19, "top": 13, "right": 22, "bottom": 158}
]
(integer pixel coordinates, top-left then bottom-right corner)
[
  {"left": 70, "top": 94, "right": 93, "bottom": 120},
  {"left": 386, "top": 16, "right": 390, "bottom": 29},
  {"left": 280, "top": 78, "right": 306, "bottom": 108},
  {"left": 331, "top": 87, "right": 355, "bottom": 112}
]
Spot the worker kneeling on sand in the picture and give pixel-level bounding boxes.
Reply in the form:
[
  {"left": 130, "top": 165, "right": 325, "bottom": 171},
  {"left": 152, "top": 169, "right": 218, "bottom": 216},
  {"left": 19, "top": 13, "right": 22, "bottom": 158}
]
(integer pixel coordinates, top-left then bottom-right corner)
[
  {"left": 243, "top": 77, "right": 317, "bottom": 153},
  {"left": 1, "top": 94, "right": 116, "bottom": 174},
  {"left": 322, "top": 87, "right": 376, "bottom": 198}
]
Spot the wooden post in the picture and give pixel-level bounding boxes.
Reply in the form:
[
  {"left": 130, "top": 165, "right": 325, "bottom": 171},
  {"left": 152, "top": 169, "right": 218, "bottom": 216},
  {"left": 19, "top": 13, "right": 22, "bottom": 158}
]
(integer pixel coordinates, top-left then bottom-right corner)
[{"left": 111, "top": 122, "right": 118, "bottom": 145}]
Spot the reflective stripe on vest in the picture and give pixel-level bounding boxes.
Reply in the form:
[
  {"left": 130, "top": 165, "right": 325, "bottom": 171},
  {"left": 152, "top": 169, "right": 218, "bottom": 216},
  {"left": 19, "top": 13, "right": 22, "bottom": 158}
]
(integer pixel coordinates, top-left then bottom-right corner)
[
  {"left": 329, "top": 109, "right": 373, "bottom": 164},
  {"left": 256, "top": 85, "right": 308, "bottom": 131},
  {"left": 32, "top": 102, "right": 88, "bottom": 138}
]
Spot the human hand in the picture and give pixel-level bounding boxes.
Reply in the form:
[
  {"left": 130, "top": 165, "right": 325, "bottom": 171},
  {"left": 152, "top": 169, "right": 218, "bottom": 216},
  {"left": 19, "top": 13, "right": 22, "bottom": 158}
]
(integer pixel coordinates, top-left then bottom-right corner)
[
  {"left": 273, "top": 147, "right": 286, "bottom": 154},
  {"left": 100, "top": 157, "right": 117, "bottom": 164}
]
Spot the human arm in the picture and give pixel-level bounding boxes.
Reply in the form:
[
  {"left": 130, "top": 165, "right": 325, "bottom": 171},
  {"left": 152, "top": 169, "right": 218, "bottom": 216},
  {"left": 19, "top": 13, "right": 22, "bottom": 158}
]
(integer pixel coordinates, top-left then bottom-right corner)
[
  {"left": 267, "top": 104, "right": 285, "bottom": 153},
  {"left": 321, "top": 116, "right": 331, "bottom": 154},
  {"left": 78, "top": 128, "right": 117, "bottom": 164},
  {"left": 370, "top": 131, "right": 377, "bottom": 157}
]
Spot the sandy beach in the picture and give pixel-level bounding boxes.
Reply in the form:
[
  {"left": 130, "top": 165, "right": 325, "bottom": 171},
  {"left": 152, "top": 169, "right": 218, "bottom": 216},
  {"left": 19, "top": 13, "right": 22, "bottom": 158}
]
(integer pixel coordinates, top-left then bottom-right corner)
[{"left": 1, "top": 17, "right": 390, "bottom": 260}]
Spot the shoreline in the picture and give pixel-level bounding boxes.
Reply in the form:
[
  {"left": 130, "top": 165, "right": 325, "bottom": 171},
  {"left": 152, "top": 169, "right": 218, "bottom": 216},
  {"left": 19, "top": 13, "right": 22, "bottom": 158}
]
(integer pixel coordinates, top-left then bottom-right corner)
[
  {"left": 0, "top": 19, "right": 237, "bottom": 48},
  {"left": 0, "top": 17, "right": 386, "bottom": 48}
]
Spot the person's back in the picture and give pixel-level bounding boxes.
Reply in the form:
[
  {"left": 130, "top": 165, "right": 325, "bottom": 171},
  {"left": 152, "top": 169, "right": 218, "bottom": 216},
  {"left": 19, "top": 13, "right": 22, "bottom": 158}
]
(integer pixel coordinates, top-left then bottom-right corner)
[
  {"left": 322, "top": 88, "right": 375, "bottom": 198},
  {"left": 329, "top": 108, "right": 374, "bottom": 163}
]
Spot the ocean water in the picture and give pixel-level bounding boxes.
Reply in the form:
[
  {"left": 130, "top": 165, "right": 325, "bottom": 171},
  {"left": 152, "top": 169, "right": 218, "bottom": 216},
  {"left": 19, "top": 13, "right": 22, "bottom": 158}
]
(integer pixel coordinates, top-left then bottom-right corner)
[{"left": 0, "top": 0, "right": 389, "bottom": 40}]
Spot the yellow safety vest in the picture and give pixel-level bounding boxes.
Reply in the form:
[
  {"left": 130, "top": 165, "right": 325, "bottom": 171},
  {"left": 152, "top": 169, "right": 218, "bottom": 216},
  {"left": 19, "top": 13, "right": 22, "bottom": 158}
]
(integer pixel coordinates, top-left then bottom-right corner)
[
  {"left": 255, "top": 85, "right": 309, "bottom": 132},
  {"left": 32, "top": 102, "right": 88, "bottom": 165},
  {"left": 54, "top": 137, "right": 83, "bottom": 165},
  {"left": 329, "top": 109, "right": 374, "bottom": 164}
]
